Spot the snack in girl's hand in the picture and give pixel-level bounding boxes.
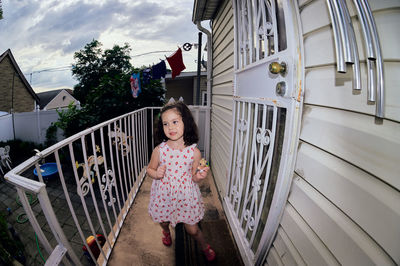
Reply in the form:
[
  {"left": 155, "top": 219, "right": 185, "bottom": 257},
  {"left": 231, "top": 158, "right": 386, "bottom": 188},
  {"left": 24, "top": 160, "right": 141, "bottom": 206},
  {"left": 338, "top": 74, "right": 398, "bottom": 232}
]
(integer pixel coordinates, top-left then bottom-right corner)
[{"left": 197, "top": 158, "right": 209, "bottom": 173}]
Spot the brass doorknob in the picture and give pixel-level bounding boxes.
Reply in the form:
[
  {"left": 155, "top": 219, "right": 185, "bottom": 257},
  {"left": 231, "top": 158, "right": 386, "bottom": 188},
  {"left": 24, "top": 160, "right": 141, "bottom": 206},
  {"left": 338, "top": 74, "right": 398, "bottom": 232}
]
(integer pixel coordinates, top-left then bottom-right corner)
[{"left": 269, "top": 61, "right": 287, "bottom": 75}]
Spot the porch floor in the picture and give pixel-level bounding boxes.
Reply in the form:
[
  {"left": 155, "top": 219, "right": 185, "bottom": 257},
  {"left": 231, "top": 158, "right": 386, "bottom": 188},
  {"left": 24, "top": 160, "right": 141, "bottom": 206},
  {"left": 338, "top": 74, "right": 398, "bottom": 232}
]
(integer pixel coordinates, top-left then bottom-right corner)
[{"left": 107, "top": 170, "right": 243, "bottom": 265}]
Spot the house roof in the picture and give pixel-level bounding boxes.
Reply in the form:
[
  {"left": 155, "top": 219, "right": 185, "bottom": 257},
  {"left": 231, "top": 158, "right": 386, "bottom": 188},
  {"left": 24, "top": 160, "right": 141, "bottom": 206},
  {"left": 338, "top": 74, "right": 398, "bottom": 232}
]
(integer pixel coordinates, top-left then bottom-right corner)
[
  {"left": 192, "top": 0, "right": 223, "bottom": 22},
  {"left": 0, "top": 49, "right": 40, "bottom": 103},
  {"left": 37, "top": 89, "right": 74, "bottom": 109}
]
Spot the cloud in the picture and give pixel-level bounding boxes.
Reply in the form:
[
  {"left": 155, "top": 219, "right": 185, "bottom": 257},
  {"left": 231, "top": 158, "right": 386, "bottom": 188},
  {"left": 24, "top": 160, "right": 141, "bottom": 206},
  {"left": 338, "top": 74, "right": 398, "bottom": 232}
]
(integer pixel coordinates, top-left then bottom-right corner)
[{"left": 0, "top": 0, "right": 201, "bottom": 91}]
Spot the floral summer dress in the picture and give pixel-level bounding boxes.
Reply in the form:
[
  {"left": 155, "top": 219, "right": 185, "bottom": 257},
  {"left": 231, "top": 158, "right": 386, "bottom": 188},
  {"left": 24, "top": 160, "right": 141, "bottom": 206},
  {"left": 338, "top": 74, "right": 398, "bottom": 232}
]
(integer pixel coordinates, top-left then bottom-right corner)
[{"left": 148, "top": 142, "right": 204, "bottom": 226}]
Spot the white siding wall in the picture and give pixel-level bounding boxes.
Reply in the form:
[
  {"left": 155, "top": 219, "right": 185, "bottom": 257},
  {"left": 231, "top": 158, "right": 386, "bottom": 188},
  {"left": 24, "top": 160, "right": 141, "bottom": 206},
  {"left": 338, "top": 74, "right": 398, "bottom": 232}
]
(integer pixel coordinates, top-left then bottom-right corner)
[
  {"left": 210, "top": 0, "right": 235, "bottom": 196},
  {"left": 266, "top": 0, "right": 400, "bottom": 265},
  {"left": 45, "top": 90, "right": 77, "bottom": 110}
]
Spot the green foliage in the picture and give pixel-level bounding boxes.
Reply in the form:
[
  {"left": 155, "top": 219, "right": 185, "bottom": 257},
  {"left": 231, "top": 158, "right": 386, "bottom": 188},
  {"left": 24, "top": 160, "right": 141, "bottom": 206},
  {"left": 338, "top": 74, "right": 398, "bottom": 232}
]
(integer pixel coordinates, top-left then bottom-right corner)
[
  {"left": 0, "top": 212, "right": 25, "bottom": 265},
  {"left": 0, "top": 0, "right": 3, "bottom": 20},
  {"left": 49, "top": 39, "right": 165, "bottom": 138},
  {"left": 45, "top": 123, "right": 58, "bottom": 147},
  {"left": 72, "top": 39, "right": 133, "bottom": 105},
  {"left": 51, "top": 102, "right": 90, "bottom": 139}
]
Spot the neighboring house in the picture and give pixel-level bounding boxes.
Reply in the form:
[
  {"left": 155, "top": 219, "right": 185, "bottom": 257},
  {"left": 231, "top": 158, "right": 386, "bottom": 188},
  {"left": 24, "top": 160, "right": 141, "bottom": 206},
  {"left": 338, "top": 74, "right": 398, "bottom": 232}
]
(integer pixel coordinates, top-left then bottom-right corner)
[
  {"left": 0, "top": 49, "right": 39, "bottom": 113},
  {"left": 37, "top": 89, "right": 78, "bottom": 110},
  {"left": 164, "top": 71, "right": 207, "bottom": 105},
  {"left": 193, "top": 0, "right": 399, "bottom": 265}
]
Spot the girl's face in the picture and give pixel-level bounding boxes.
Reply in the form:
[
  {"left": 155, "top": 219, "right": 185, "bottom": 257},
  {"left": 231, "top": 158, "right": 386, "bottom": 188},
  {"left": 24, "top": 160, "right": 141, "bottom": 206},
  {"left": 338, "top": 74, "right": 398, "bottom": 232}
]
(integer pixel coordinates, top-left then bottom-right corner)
[{"left": 161, "top": 108, "right": 184, "bottom": 142}]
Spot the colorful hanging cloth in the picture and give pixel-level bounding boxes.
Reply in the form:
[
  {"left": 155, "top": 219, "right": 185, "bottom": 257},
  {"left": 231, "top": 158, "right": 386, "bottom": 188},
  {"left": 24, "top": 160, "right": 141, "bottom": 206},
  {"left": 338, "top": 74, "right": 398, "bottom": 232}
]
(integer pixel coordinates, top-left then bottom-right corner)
[
  {"left": 142, "top": 68, "right": 152, "bottom": 85},
  {"left": 130, "top": 72, "right": 141, "bottom": 98},
  {"left": 166, "top": 48, "right": 186, "bottom": 79},
  {"left": 152, "top": 61, "right": 167, "bottom": 80}
]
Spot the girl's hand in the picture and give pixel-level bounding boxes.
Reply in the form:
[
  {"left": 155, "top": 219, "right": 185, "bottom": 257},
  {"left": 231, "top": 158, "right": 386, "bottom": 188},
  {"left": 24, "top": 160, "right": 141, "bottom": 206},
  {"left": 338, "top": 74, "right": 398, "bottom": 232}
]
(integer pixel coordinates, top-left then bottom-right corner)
[
  {"left": 156, "top": 165, "right": 167, "bottom": 179},
  {"left": 193, "top": 166, "right": 209, "bottom": 182}
]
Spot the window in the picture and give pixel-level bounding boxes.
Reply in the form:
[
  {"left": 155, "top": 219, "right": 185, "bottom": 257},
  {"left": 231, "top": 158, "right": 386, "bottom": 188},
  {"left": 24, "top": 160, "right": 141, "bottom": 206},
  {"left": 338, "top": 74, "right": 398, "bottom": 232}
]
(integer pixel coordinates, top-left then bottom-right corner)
[{"left": 201, "top": 91, "right": 207, "bottom": 106}]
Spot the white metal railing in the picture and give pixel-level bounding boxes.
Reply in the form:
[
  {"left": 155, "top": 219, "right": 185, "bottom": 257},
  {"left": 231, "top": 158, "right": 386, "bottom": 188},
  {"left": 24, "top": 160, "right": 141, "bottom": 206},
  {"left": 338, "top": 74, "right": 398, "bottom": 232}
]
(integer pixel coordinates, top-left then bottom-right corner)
[{"left": 4, "top": 105, "right": 210, "bottom": 265}]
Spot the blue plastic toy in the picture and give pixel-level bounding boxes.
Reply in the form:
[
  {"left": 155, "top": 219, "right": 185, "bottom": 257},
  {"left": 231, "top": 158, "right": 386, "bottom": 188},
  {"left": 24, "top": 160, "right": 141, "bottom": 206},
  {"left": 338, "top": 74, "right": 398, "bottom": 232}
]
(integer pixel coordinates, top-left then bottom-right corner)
[{"left": 33, "top": 163, "right": 58, "bottom": 180}]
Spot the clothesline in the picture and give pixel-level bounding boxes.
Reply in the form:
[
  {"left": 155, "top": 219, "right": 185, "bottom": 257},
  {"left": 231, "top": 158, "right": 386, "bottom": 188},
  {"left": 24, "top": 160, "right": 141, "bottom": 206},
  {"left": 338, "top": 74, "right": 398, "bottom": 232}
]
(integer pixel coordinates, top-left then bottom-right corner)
[
  {"left": 132, "top": 50, "right": 175, "bottom": 58},
  {"left": 130, "top": 47, "right": 186, "bottom": 98}
]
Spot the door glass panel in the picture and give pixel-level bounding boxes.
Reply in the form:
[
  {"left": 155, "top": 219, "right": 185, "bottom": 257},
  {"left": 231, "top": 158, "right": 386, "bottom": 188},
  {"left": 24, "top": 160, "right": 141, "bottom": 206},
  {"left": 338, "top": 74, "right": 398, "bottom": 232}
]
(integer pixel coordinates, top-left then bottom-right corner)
[{"left": 275, "top": 0, "right": 287, "bottom": 51}]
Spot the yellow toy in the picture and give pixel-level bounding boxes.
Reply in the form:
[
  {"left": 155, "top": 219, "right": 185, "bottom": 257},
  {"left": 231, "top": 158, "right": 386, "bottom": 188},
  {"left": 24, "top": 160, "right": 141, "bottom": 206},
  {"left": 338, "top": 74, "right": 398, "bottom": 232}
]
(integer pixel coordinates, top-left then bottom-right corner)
[{"left": 197, "top": 158, "right": 209, "bottom": 173}]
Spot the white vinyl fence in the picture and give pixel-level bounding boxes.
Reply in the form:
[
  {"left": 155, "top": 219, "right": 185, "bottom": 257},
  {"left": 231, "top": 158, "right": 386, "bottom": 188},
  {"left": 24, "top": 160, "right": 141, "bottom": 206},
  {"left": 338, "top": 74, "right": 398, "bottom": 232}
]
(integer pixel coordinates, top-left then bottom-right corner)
[
  {"left": 0, "top": 109, "right": 63, "bottom": 144},
  {"left": 0, "top": 114, "right": 14, "bottom": 141}
]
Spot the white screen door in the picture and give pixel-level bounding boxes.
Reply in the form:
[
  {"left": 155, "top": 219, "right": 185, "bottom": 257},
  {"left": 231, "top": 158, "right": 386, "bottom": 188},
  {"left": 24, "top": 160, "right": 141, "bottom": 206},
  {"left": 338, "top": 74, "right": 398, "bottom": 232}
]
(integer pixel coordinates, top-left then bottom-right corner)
[{"left": 224, "top": 0, "right": 303, "bottom": 265}]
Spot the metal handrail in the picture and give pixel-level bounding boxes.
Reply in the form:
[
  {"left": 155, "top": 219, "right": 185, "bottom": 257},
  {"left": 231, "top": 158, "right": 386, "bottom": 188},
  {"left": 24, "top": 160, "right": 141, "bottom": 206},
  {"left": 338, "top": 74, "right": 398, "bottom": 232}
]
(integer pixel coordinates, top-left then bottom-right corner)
[
  {"left": 334, "top": 0, "right": 353, "bottom": 64},
  {"left": 6, "top": 107, "right": 151, "bottom": 265},
  {"left": 352, "top": 0, "right": 376, "bottom": 59},
  {"left": 361, "top": 0, "right": 384, "bottom": 118},
  {"left": 341, "top": 0, "right": 361, "bottom": 90},
  {"left": 352, "top": 0, "right": 377, "bottom": 103},
  {"left": 326, "top": 0, "right": 346, "bottom": 73},
  {"left": 4, "top": 106, "right": 211, "bottom": 265}
]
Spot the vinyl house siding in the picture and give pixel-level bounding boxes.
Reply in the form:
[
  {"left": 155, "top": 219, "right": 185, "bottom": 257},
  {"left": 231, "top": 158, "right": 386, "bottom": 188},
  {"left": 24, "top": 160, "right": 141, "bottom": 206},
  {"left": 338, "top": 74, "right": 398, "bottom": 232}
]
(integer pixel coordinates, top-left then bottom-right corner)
[
  {"left": 265, "top": 0, "right": 400, "bottom": 264},
  {"left": 0, "top": 56, "right": 35, "bottom": 113},
  {"left": 210, "top": 0, "right": 234, "bottom": 196},
  {"left": 44, "top": 90, "right": 77, "bottom": 110}
]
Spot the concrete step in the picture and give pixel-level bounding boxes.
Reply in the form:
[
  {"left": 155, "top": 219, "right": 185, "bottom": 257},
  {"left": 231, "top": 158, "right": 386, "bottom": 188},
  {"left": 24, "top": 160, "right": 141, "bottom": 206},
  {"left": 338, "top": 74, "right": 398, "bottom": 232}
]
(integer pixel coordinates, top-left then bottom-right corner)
[
  {"left": 108, "top": 171, "right": 243, "bottom": 266},
  {"left": 175, "top": 173, "right": 243, "bottom": 266},
  {"left": 107, "top": 176, "right": 176, "bottom": 265}
]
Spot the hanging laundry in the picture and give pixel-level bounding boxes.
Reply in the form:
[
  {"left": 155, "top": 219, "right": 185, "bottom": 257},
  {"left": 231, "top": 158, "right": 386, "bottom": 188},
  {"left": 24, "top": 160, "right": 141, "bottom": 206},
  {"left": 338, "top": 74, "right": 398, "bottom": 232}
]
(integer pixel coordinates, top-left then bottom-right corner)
[
  {"left": 166, "top": 48, "right": 186, "bottom": 79},
  {"left": 142, "top": 68, "right": 152, "bottom": 85},
  {"left": 152, "top": 60, "right": 167, "bottom": 80},
  {"left": 130, "top": 72, "right": 141, "bottom": 98}
]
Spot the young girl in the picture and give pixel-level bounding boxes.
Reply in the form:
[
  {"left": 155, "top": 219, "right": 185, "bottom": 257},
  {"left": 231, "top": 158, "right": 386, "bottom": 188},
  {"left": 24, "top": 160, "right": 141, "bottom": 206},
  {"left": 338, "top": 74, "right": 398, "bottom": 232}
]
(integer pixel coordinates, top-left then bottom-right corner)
[{"left": 147, "top": 102, "right": 216, "bottom": 262}]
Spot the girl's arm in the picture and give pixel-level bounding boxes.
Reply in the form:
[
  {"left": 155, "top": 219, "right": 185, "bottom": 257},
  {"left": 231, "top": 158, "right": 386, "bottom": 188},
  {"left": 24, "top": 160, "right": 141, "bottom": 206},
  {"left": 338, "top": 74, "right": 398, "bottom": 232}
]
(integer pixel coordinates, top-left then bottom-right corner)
[
  {"left": 147, "top": 146, "right": 166, "bottom": 180},
  {"left": 192, "top": 148, "right": 209, "bottom": 183}
]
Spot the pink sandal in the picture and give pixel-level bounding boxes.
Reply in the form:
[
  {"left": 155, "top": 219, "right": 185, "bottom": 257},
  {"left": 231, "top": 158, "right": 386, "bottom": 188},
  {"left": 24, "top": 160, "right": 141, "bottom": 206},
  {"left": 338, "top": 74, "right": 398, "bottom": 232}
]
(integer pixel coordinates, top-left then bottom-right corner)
[
  {"left": 162, "top": 230, "right": 172, "bottom": 246},
  {"left": 203, "top": 244, "right": 216, "bottom": 261}
]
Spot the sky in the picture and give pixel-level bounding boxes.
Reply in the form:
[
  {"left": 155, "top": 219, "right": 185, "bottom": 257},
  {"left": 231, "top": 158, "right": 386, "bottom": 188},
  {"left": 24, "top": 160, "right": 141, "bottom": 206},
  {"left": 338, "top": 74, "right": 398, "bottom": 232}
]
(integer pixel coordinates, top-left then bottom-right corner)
[{"left": 0, "top": 0, "right": 207, "bottom": 93}]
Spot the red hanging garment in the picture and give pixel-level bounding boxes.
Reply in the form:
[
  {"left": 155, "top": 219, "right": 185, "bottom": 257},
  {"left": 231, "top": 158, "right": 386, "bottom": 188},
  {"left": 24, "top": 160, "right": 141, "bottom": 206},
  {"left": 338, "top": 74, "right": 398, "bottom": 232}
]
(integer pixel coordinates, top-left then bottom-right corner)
[{"left": 166, "top": 48, "right": 186, "bottom": 79}]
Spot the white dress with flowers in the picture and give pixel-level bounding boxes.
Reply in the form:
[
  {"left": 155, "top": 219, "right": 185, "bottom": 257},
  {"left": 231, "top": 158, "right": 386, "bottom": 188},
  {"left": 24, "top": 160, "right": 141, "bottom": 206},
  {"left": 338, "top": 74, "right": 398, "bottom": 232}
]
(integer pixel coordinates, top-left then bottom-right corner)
[{"left": 148, "top": 142, "right": 204, "bottom": 226}]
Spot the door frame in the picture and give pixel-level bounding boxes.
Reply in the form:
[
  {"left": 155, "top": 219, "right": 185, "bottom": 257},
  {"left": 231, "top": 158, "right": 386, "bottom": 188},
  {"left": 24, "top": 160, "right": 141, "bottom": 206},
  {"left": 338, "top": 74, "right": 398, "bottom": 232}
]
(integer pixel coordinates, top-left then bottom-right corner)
[{"left": 223, "top": 0, "right": 304, "bottom": 265}]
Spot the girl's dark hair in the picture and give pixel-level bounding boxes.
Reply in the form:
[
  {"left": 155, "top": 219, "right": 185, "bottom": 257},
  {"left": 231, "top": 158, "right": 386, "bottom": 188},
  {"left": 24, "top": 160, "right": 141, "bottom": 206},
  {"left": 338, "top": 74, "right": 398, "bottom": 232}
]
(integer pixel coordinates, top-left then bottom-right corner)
[{"left": 156, "top": 101, "right": 199, "bottom": 146}]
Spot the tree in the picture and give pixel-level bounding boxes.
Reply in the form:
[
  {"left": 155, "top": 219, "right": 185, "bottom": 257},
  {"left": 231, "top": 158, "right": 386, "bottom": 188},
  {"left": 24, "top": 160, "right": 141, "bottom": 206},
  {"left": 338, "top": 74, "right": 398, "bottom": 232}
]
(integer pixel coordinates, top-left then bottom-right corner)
[
  {"left": 47, "top": 40, "right": 165, "bottom": 139},
  {"left": 72, "top": 40, "right": 133, "bottom": 104},
  {"left": 0, "top": 0, "right": 3, "bottom": 20}
]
